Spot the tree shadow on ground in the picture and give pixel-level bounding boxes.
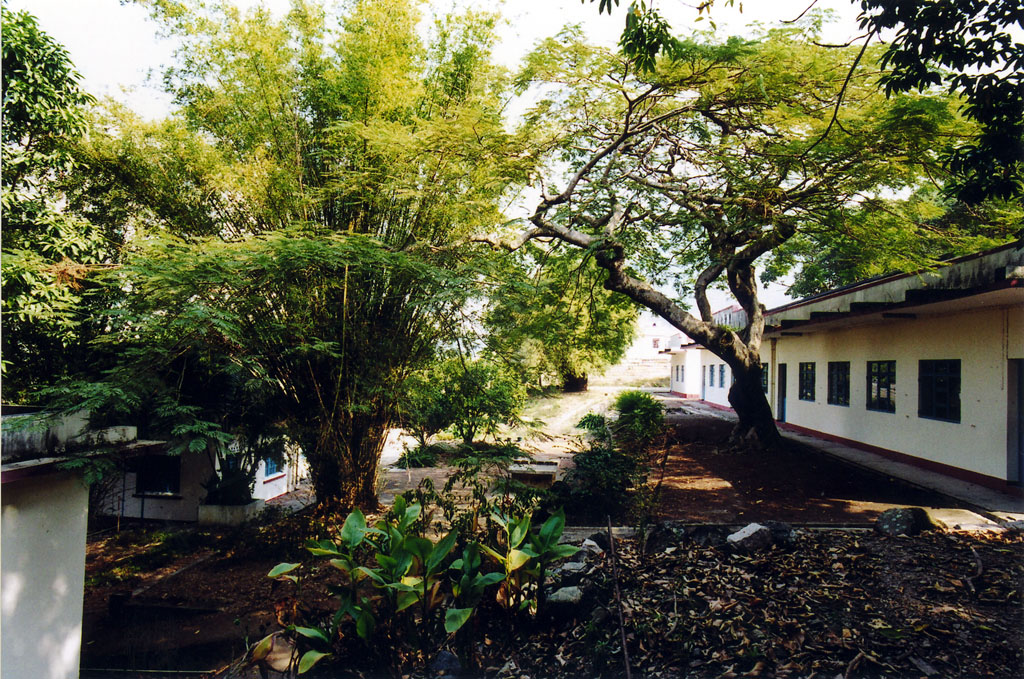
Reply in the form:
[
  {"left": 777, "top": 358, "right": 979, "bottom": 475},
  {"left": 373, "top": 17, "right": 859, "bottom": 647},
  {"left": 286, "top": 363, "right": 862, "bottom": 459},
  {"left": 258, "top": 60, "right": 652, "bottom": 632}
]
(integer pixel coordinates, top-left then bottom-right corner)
[{"left": 653, "top": 414, "right": 972, "bottom": 524}]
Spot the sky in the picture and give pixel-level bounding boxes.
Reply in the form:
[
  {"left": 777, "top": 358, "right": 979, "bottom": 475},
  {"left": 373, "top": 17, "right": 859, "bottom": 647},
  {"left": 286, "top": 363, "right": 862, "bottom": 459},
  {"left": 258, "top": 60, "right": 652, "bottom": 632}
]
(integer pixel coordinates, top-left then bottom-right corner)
[{"left": 6, "top": 0, "right": 867, "bottom": 308}]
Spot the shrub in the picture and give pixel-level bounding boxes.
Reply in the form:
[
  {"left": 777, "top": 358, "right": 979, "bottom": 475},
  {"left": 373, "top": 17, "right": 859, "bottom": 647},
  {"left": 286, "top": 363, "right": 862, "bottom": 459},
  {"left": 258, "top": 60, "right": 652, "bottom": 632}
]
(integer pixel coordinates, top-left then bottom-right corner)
[
  {"left": 396, "top": 444, "right": 440, "bottom": 468},
  {"left": 549, "top": 435, "right": 641, "bottom": 523},
  {"left": 612, "top": 390, "right": 665, "bottom": 446}
]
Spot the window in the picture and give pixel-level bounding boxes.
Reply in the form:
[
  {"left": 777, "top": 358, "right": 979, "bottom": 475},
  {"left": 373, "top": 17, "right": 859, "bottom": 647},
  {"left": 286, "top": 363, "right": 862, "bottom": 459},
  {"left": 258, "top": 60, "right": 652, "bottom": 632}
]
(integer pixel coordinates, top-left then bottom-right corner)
[
  {"left": 798, "top": 362, "right": 816, "bottom": 401},
  {"left": 264, "top": 457, "right": 281, "bottom": 476},
  {"left": 866, "top": 360, "right": 896, "bottom": 412},
  {"left": 919, "top": 359, "right": 960, "bottom": 422},
  {"left": 761, "top": 363, "right": 768, "bottom": 393},
  {"left": 719, "top": 364, "right": 726, "bottom": 388},
  {"left": 827, "top": 362, "right": 850, "bottom": 406},
  {"left": 136, "top": 455, "right": 181, "bottom": 495},
  {"left": 678, "top": 365, "right": 684, "bottom": 383},
  {"left": 652, "top": 338, "right": 660, "bottom": 349},
  {"left": 706, "top": 365, "right": 712, "bottom": 387}
]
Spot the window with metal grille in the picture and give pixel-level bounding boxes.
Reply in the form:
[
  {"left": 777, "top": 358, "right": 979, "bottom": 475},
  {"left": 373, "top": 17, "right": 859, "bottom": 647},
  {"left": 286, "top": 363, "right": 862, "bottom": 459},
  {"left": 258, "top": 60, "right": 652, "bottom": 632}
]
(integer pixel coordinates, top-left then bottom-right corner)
[
  {"left": 827, "top": 361, "right": 850, "bottom": 406},
  {"left": 719, "top": 364, "right": 726, "bottom": 388},
  {"left": 866, "top": 360, "right": 896, "bottom": 412},
  {"left": 264, "top": 457, "right": 281, "bottom": 476},
  {"left": 136, "top": 455, "right": 181, "bottom": 495},
  {"left": 918, "top": 359, "right": 960, "bottom": 422},
  {"left": 798, "top": 362, "right": 815, "bottom": 401},
  {"left": 761, "top": 363, "right": 768, "bottom": 393}
]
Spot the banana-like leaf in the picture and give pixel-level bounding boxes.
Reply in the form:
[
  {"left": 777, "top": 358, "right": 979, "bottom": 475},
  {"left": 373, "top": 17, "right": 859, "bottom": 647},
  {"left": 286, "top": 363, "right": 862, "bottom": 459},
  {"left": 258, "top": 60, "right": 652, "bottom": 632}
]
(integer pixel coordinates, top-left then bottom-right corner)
[
  {"left": 445, "top": 606, "right": 473, "bottom": 633},
  {"left": 298, "top": 650, "right": 330, "bottom": 674}
]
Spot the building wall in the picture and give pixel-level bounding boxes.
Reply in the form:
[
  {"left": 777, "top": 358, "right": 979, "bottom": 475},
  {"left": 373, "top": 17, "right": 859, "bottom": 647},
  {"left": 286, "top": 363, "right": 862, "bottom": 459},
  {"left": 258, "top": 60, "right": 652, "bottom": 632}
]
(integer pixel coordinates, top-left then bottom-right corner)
[
  {"left": 2, "top": 472, "right": 88, "bottom": 679},
  {"left": 700, "top": 350, "right": 734, "bottom": 408},
  {"left": 769, "top": 305, "right": 1022, "bottom": 482},
  {"left": 669, "top": 348, "right": 704, "bottom": 398},
  {"left": 99, "top": 450, "right": 214, "bottom": 523}
]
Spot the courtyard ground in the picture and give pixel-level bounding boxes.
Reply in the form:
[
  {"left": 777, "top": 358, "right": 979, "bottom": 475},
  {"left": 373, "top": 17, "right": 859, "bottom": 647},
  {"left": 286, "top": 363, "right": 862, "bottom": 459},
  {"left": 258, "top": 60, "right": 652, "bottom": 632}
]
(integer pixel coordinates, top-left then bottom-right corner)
[{"left": 79, "top": 391, "right": 1023, "bottom": 678}]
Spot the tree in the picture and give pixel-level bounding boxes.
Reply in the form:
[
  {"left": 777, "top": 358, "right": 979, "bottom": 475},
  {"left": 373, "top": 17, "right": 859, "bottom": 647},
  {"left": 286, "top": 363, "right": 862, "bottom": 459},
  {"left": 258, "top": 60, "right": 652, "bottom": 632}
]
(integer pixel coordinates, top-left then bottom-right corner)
[
  {"left": 588, "top": 0, "right": 1024, "bottom": 203},
  {"left": 762, "top": 188, "right": 1022, "bottom": 297},
  {"left": 435, "top": 359, "right": 526, "bottom": 444},
  {"left": 47, "top": 0, "right": 527, "bottom": 506},
  {"left": 488, "top": 25, "right": 965, "bottom": 447},
  {"left": 484, "top": 244, "right": 637, "bottom": 392},
  {"left": 1, "top": 6, "right": 106, "bottom": 402},
  {"left": 858, "top": 0, "right": 1024, "bottom": 204}
]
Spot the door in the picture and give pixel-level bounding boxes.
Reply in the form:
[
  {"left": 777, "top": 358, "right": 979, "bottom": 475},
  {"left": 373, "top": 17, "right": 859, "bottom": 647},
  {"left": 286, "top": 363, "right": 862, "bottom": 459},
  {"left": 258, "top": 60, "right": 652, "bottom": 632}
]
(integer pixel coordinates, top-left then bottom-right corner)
[{"left": 777, "top": 363, "right": 787, "bottom": 422}]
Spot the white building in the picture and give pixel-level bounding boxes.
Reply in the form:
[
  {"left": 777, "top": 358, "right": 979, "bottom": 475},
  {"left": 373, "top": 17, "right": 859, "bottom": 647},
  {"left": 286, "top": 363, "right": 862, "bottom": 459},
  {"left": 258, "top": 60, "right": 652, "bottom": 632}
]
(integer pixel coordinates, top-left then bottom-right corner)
[
  {"left": 97, "top": 445, "right": 307, "bottom": 523},
  {"left": 668, "top": 243, "right": 1024, "bottom": 489}
]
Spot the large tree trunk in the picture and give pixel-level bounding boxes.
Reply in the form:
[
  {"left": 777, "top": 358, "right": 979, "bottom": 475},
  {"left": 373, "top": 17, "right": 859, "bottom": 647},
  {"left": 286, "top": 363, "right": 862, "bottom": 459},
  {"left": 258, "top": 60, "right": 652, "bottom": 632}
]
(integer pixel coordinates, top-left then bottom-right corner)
[
  {"left": 299, "top": 413, "right": 389, "bottom": 509},
  {"left": 727, "top": 360, "right": 781, "bottom": 448},
  {"left": 561, "top": 371, "right": 589, "bottom": 392}
]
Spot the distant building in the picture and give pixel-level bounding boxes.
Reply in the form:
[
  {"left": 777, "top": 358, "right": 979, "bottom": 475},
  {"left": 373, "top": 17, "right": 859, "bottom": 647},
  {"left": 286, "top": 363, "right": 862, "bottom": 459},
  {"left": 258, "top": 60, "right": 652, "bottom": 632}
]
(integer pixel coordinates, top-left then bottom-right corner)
[{"left": 668, "top": 243, "right": 1024, "bottom": 490}]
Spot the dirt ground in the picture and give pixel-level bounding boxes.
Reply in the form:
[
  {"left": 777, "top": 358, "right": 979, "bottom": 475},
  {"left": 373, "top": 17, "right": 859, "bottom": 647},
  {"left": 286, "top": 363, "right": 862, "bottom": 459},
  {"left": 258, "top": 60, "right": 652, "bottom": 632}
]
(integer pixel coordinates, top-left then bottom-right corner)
[
  {"left": 652, "top": 412, "right": 971, "bottom": 525},
  {"left": 80, "top": 407, "right": 1008, "bottom": 677}
]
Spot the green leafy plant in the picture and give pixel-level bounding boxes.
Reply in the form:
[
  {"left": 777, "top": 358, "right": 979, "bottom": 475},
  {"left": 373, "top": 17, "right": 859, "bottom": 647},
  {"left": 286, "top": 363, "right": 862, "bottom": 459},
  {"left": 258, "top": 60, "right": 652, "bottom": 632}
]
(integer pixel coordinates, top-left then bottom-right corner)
[
  {"left": 481, "top": 508, "right": 578, "bottom": 616},
  {"left": 396, "top": 445, "right": 440, "bottom": 469},
  {"left": 611, "top": 390, "right": 665, "bottom": 447},
  {"left": 264, "top": 497, "right": 477, "bottom": 673}
]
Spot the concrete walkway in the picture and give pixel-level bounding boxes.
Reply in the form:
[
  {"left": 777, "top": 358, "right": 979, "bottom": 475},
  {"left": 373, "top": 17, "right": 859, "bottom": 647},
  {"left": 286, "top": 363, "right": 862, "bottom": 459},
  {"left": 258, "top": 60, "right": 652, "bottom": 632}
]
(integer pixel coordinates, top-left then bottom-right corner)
[{"left": 657, "top": 394, "right": 1024, "bottom": 524}]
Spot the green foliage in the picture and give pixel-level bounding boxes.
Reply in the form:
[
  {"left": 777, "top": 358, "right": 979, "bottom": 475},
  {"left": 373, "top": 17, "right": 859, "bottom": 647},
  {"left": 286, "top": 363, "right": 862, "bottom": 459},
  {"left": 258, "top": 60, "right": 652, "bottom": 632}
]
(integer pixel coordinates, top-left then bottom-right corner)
[
  {"left": 480, "top": 508, "right": 577, "bottom": 616},
  {"left": 1, "top": 6, "right": 108, "bottom": 400},
  {"left": 399, "top": 373, "right": 449, "bottom": 449},
  {"left": 859, "top": 0, "right": 1024, "bottom": 203},
  {"left": 612, "top": 390, "right": 665, "bottom": 447},
  {"left": 554, "top": 399, "right": 662, "bottom": 523},
  {"left": 435, "top": 360, "right": 527, "bottom": 444},
  {"left": 485, "top": 244, "right": 638, "bottom": 390},
  {"left": 576, "top": 412, "right": 609, "bottom": 434},
  {"left": 552, "top": 432, "right": 642, "bottom": 523},
  {"left": 34, "top": 0, "right": 531, "bottom": 506},
  {"left": 1, "top": 5, "right": 95, "bottom": 186},
  {"left": 510, "top": 17, "right": 983, "bottom": 446},
  {"left": 409, "top": 441, "right": 537, "bottom": 539},
  {"left": 396, "top": 445, "right": 441, "bottom": 469},
  {"left": 266, "top": 497, "right": 497, "bottom": 672}
]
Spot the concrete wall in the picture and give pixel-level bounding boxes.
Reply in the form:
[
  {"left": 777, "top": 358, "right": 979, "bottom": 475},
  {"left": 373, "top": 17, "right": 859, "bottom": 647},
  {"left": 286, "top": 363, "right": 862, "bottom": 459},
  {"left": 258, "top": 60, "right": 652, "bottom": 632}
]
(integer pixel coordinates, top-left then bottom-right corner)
[
  {"left": 99, "top": 451, "right": 214, "bottom": 523},
  {"left": 2, "top": 473, "right": 89, "bottom": 679},
  {"left": 669, "top": 348, "right": 703, "bottom": 398},
  {"left": 99, "top": 446, "right": 309, "bottom": 521},
  {"left": 769, "top": 305, "right": 1022, "bottom": 482},
  {"left": 700, "top": 350, "right": 734, "bottom": 408},
  {"left": 252, "top": 457, "right": 289, "bottom": 501}
]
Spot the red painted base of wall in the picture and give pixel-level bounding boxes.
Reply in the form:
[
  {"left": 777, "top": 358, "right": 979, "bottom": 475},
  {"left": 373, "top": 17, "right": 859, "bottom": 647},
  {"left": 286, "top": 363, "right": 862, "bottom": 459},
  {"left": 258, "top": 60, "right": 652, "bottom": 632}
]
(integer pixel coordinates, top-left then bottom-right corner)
[
  {"left": 776, "top": 421, "right": 1020, "bottom": 495},
  {"left": 700, "top": 400, "right": 735, "bottom": 413},
  {"left": 667, "top": 391, "right": 701, "bottom": 399}
]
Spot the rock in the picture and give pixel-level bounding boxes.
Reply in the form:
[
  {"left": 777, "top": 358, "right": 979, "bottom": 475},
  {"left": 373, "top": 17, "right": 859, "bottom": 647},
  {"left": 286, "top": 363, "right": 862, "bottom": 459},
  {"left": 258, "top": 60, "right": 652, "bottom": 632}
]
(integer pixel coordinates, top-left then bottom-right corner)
[
  {"left": 1002, "top": 520, "right": 1024, "bottom": 533},
  {"left": 548, "top": 586, "right": 583, "bottom": 607},
  {"left": 762, "top": 520, "right": 795, "bottom": 547},
  {"left": 590, "top": 604, "right": 611, "bottom": 625},
  {"left": 875, "top": 507, "right": 934, "bottom": 536},
  {"left": 553, "top": 561, "right": 587, "bottom": 586},
  {"left": 685, "top": 525, "right": 729, "bottom": 547},
  {"left": 644, "top": 522, "right": 679, "bottom": 553},
  {"left": 726, "top": 523, "right": 774, "bottom": 553},
  {"left": 587, "top": 531, "right": 611, "bottom": 552},
  {"left": 581, "top": 538, "right": 605, "bottom": 556},
  {"left": 429, "top": 649, "right": 461, "bottom": 677}
]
